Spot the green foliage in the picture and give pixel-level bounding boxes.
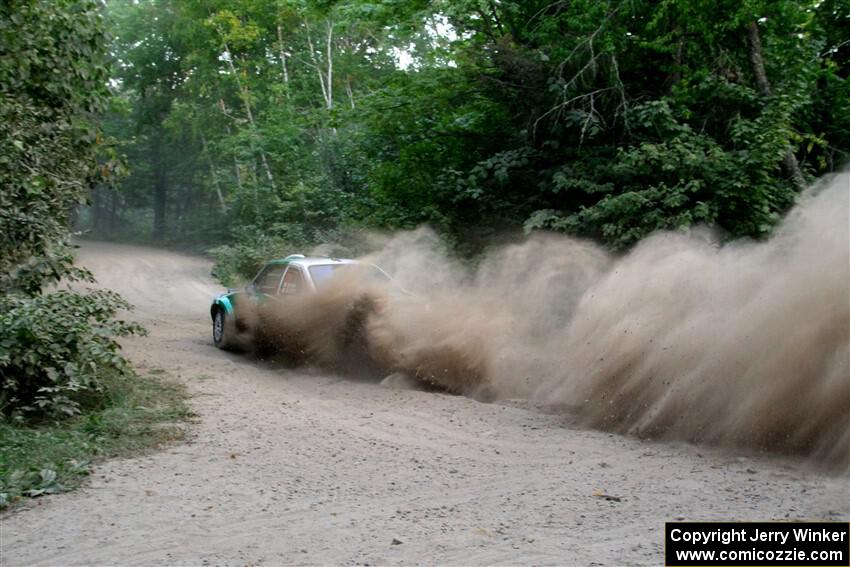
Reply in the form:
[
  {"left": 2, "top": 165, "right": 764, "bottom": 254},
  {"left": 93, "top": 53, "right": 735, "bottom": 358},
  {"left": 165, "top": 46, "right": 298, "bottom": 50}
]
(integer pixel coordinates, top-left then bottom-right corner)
[
  {"left": 0, "top": 1, "right": 147, "bottom": 428},
  {"left": 0, "top": 0, "right": 115, "bottom": 281},
  {"left": 423, "top": 0, "right": 835, "bottom": 248},
  {"left": 0, "top": 371, "right": 190, "bottom": 508},
  {"left": 210, "top": 220, "right": 359, "bottom": 284},
  {"left": 210, "top": 233, "right": 297, "bottom": 285},
  {"left": 0, "top": 288, "right": 145, "bottom": 419},
  {"left": 93, "top": 0, "right": 849, "bottom": 267},
  {"left": 524, "top": 94, "right": 801, "bottom": 248},
  {"left": 2, "top": 239, "right": 94, "bottom": 296}
]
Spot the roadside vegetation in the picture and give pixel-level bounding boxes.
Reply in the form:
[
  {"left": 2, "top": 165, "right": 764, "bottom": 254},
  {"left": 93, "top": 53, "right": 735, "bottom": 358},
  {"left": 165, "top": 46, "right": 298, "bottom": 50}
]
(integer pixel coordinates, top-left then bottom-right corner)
[
  {"left": 0, "top": 371, "right": 190, "bottom": 508},
  {"left": 0, "top": 1, "right": 188, "bottom": 509}
]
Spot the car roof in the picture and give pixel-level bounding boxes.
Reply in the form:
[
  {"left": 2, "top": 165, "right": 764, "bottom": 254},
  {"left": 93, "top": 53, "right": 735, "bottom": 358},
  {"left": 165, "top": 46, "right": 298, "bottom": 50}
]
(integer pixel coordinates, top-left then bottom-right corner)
[{"left": 267, "top": 256, "right": 357, "bottom": 268}]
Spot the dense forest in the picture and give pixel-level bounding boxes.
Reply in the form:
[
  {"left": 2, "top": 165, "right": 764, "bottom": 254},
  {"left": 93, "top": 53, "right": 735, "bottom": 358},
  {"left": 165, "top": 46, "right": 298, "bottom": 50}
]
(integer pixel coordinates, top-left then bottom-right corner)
[{"left": 84, "top": 0, "right": 850, "bottom": 280}]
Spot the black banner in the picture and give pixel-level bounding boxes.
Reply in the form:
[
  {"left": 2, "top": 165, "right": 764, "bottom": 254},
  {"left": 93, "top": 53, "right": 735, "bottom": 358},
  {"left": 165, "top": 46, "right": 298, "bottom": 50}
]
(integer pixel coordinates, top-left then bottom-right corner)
[{"left": 665, "top": 522, "right": 850, "bottom": 566}]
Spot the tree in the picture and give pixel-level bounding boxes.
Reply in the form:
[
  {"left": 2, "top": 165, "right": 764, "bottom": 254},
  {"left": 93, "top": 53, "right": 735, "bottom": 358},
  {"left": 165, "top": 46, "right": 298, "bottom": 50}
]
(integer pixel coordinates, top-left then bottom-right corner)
[
  {"left": 0, "top": 0, "right": 143, "bottom": 419},
  {"left": 90, "top": 0, "right": 850, "bottom": 272},
  {"left": 0, "top": 0, "right": 114, "bottom": 287}
]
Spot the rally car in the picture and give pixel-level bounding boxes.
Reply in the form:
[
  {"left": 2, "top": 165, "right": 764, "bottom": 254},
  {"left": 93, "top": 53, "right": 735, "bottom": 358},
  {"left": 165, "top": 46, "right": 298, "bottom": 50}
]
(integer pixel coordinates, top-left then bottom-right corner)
[{"left": 210, "top": 254, "right": 390, "bottom": 350}]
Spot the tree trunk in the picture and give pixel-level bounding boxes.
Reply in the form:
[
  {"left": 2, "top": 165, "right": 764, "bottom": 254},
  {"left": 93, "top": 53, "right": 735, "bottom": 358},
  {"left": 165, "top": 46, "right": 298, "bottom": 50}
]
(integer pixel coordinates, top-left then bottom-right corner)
[
  {"left": 201, "top": 134, "right": 228, "bottom": 213},
  {"left": 222, "top": 42, "right": 276, "bottom": 189},
  {"left": 747, "top": 21, "right": 806, "bottom": 193},
  {"left": 178, "top": 184, "right": 193, "bottom": 236},
  {"left": 109, "top": 189, "right": 118, "bottom": 235},
  {"left": 91, "top": 186, "right": 104, "bottom": 233},
  {"left": 277, "top": 24, "right": 290, "bottom": 97},
  {"left": 152, "top": 140, "right": 167, "bottom": 240},
  {"left": 325, "top": 20, "right": 334, "bottom": 110},
  {"left": 233, "top": 156, "right": 243, "bottom": 190},
  {"left": 218, "top": 99, "right": 244, "bottom": 192},
  {"left": 305, "top": 24, "right": 330, "bottom": 109},
  {"left": 345, "top": 75, "right": 355, "bottom": 109}
]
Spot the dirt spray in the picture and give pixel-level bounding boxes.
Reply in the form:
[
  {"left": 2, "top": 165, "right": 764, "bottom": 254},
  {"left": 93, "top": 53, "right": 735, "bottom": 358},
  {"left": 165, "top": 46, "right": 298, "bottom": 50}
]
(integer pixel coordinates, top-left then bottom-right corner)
[{"left": 258, "top": 173, "right": 849, "bottom": 466}]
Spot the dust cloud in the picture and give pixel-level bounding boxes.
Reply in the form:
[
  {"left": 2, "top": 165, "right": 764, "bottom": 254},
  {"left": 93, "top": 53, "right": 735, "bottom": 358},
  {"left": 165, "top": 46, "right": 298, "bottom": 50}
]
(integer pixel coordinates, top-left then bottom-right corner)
[{"left": 255, "top": 173, "right": 849, "bottom": 466}]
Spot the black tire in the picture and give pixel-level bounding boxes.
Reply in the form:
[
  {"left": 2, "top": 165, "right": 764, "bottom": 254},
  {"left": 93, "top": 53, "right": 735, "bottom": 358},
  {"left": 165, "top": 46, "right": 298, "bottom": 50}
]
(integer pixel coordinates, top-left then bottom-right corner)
[{"left": 212, "top": 308, "right": 232, "bottom": 350}]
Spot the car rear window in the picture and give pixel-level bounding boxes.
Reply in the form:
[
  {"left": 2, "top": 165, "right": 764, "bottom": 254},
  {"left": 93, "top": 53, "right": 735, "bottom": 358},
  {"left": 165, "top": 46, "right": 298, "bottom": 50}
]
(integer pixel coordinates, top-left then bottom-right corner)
[{"left": 309, "top": 264, "right": 390, "bottom": 290}]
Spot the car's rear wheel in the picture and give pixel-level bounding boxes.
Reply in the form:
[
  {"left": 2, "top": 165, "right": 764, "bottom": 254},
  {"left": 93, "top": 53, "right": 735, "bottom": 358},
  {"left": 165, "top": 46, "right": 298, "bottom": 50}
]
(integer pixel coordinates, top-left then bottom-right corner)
[{"left": 212, "top": 308, "right": 232, "bottom": 350}]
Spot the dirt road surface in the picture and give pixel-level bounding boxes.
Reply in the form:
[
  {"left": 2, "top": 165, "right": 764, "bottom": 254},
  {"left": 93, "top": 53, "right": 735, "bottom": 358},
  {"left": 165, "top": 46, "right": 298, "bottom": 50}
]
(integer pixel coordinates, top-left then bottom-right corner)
[{"left": 2, "top": 241, "right": 847, "bottom": 566}]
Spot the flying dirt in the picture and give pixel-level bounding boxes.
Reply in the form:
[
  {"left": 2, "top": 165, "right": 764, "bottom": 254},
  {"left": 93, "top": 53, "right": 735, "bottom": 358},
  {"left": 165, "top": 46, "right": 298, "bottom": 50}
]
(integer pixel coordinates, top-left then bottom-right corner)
[{"left": 253, "top": 173, "right": 850, "bottom": 467}]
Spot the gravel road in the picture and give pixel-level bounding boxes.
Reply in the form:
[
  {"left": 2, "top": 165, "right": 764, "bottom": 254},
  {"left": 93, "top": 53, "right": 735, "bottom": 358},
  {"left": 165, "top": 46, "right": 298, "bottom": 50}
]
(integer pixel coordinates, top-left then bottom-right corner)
[{"left": 1, "top": 241, "right": 847, "bottom": 566}]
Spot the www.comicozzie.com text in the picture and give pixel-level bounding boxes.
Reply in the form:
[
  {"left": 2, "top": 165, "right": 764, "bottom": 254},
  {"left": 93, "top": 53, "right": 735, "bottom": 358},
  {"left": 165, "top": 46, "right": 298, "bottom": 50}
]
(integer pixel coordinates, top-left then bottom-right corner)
[{"left": 670, "top": 527, "right": 848, "bottom": 546}]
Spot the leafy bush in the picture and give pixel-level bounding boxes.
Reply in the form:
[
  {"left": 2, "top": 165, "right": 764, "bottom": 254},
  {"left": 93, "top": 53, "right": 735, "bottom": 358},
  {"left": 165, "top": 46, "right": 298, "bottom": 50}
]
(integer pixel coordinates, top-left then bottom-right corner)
[
  {"left": 0, "top": 0, "right": 114, "bottom": 280},
  {"left": 0, "top": 288, "right": 144, "bottom": 419},
  {"left": 209, "top": 232, "right": 302, "bottom": 287},
  {"left": 210, "top": 223, "right": 359, "bottom": 286}
]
